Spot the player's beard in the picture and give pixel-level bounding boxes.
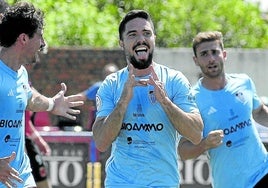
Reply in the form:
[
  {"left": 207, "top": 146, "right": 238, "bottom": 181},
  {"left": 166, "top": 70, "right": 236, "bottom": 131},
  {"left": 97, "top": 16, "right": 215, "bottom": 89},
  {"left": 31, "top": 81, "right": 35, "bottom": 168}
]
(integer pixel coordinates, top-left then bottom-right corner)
[
  {"left": 33, "top": 52, "right": 40, "bottom": 64},
  {"left": 30, "top": 43, "right": 47, "bottom": 64},
  {"left": 25, "top": 52, "right": 40, "bottom": 66},
  {"left": 129, "top": 51, "right": 153, "bottom": 69},
  {"left": 201, "top": 61, "right": 224, "bottom": 79}
]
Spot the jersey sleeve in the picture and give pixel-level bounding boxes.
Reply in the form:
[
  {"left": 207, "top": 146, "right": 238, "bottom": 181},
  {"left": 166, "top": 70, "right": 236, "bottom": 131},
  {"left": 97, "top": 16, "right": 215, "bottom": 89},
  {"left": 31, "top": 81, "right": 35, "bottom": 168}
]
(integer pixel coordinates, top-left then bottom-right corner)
[
  {"left": 248, "top": 76, "right": 262, "bottom": 110},
  {"left": 171, "top": 71, "right": 199, "bottom": 113},
  {"left": 95, "top": 73, "right": 121, "bottom": 117}
]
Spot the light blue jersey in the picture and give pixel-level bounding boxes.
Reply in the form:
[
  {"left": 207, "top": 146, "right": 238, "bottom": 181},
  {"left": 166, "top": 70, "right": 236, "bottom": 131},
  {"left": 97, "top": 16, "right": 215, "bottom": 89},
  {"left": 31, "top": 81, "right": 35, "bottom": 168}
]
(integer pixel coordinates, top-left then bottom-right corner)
[
  {"left": 192, "top": 73, "right": 268, "bottom": 188},
  {"left": 96, "top": 63, "right": 199, "bottom": 188},
  {"left": 0, "top": 60, "right": 35, "bottom": 187}
]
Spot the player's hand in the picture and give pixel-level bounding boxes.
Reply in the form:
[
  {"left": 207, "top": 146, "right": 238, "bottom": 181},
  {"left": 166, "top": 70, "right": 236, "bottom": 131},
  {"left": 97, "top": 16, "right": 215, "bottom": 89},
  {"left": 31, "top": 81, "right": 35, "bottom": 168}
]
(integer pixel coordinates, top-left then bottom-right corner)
[
  {"left": 0, "top": 152, "right": 23, "bottom": 187},
  {"left": 204, "top": 130, "right": 224, "bottom": 149},
  {"left": 120, "top": 63, "right": 137, "bottom": 102},
  {"left": 147, "top": 66, "right": 167, "bottom": 103},
  {"left": 51, "top": 83, "right": 84, "bottom": 120}
]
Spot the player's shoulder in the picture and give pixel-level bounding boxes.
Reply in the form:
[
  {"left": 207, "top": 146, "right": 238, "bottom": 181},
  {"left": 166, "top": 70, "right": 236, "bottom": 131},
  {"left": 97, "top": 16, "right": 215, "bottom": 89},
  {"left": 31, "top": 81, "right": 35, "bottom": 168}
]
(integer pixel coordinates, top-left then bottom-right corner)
[
  {"left": 227, "top": 73, "right": 250, "bottom": 80},
  {"left": 155, "top": 63, "right": 186, "bottom": 78}
]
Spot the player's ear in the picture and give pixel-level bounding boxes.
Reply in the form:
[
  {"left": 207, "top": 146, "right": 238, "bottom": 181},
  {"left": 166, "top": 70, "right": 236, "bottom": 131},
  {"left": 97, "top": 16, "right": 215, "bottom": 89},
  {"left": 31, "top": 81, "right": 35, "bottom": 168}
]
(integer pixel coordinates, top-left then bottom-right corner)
[
  {"left": 223, "top": 50, "right": 227, "bottom": 61},
  {"left": 119, "top": 40, "right": 124, "bottom": 49},
  {"left": 18, "top": 33, "right": 29, "bottom": 45}
]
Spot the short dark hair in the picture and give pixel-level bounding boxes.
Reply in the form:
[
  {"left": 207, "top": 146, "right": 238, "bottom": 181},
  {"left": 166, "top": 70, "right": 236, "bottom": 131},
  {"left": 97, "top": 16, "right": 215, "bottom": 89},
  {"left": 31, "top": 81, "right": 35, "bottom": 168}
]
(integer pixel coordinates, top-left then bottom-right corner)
[
  {"left": 118, "top": 9, "right": 155, "bottom": 40},
  {"left": 0, "top": 1, "right": 44, "bottom": 47},
  {"left": 192, "top": 31, "right": 224, "bottom": 57}
]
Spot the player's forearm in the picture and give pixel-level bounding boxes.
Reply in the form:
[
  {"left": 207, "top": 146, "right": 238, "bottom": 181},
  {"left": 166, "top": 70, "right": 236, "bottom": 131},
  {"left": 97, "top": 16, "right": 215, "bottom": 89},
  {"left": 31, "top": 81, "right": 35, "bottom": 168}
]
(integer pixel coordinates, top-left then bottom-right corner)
[
  {"left": 93, "top": 99, "right": 128, "bottom": 152},
  {"left": 253, "top": 103, "right": 268, "bottom": 127},
  {"left": 178, "top": 139, "right": 207, "bottom": 160},
  {"left": 161, "top": 98, "right": 203, "bottom": 145},
  {"left": 27, "top": 91, "right": 53, "bottom": 112}
]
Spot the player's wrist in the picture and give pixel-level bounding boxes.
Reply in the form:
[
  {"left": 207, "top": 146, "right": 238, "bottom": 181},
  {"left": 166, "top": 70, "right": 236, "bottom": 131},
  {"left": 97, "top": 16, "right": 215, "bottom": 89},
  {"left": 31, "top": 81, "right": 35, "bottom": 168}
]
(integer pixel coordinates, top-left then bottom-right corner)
[
  {"left": 46, "top": 98, "right": 55, "bottom": 111},
  {"left": 201, "top": 138, "right": 209, "bottom": 151}
]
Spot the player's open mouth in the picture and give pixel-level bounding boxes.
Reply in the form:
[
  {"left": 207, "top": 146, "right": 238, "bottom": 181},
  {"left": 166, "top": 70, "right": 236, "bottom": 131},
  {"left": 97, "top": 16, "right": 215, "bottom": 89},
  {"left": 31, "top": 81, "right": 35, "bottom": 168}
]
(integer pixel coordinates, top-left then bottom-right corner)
[
  {"left": 208, "top": 65, "right": 217, "bottom": 69},
  {"left": 135, "top": 47, "right": 148, "bottom": 56}
]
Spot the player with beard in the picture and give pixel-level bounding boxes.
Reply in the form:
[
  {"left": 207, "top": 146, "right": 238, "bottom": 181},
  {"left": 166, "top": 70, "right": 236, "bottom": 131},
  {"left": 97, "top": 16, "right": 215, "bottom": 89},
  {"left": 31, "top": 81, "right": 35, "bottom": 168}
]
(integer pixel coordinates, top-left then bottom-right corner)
[
  {"left": 92, "top": 10, "right": 204, "bottom": 187},
  {"left": 0, "top": 2, "right": 84, "bottom": 187}
]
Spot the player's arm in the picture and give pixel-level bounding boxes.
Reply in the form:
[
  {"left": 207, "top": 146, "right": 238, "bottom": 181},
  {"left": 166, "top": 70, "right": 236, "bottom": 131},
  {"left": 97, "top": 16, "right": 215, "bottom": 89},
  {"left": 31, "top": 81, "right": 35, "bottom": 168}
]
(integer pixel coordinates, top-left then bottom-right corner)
[
  {"left": 93, "top": 88, "right": 132, "bottom": 152},
  {"left": 178, "top": 130, "right": 224, "bottom": 160},
  {"left": 26, "top": 83, "right": 84, "bottom": 120},
  {"left": 93, "top": 100, "right": 127, "bottom": 152},
  {"left": 0, "top": 152, "right": 23, "bottom": 187},
  {"left": 253, "top": 103, "right": 268, "bottom": 127},
  {"left": 161, "top": 99, "right": 203, "bottom": 145},
  {"left": 147, "top": 66, "right": 203, "bottom": 145},
  {"left": 27, "top": 86, "right": 54, "bottom": 112},
  {"left": 93, "top": 64, "right": 136, "bottom": 152}
]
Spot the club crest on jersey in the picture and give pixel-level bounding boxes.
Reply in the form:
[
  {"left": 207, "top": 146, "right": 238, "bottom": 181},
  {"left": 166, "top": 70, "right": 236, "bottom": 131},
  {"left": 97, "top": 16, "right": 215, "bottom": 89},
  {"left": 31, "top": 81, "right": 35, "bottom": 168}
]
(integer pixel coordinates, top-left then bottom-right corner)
[
  {"left": 235, "top": 91, "right": 245, "bottom": 103},
  {"left": 148, "top": 90, "right": 157, "bottom": 104},
  {"left": 188, "top": 92, "right": 196, "bottom": 103}
]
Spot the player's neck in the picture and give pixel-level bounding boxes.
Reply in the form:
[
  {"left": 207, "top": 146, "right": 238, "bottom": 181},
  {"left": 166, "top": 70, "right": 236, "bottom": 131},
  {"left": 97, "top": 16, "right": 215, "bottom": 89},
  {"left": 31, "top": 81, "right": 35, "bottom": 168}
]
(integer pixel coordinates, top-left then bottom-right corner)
[
  {"left": 201, "top": 74, "right": 227, "bottom": 90},
  {"left": 0, "top": 48, "right": 21, "bottom": 71},
  {"left": 131, "top": 62, "right": 155, "bottom": 77}
]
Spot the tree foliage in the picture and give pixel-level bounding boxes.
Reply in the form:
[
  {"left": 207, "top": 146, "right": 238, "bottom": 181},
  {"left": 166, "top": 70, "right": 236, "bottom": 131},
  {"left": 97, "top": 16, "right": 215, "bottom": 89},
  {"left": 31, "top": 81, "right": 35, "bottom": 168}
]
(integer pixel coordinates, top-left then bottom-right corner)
[{"left": 7, "top": 0, "right": 268, "bottom": 48}]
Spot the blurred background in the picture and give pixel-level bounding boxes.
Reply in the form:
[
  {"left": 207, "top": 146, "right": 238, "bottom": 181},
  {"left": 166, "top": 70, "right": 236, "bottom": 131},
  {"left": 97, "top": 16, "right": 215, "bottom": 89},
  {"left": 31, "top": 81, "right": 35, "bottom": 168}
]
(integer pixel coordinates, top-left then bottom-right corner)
[{"left": 5, "top": 0, "right": 268, "bottom": 49}]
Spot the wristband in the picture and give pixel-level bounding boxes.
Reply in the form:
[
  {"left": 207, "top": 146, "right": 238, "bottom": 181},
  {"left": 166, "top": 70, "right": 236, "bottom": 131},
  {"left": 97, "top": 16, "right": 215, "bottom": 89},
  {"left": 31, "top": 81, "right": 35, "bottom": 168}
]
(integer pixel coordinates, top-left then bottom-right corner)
[{"left": 46, "top": 98, "right": 55, "bottom": 111}]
